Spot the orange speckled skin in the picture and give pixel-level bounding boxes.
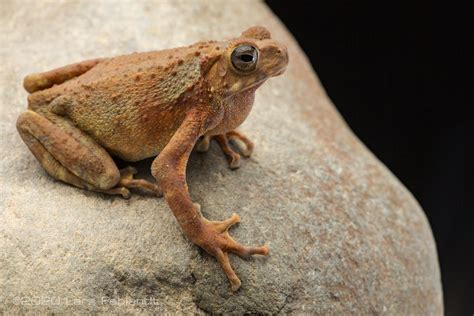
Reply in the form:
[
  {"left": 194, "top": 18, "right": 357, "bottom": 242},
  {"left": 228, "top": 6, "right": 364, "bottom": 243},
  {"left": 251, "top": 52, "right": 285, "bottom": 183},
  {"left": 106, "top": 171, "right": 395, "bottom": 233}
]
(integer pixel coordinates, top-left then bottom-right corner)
[
  {"left": 17, "top": 26, "right": 288, "bottom": 291},
  {"left": 27, "top": 46, "right": 220, "bottom": 161}
]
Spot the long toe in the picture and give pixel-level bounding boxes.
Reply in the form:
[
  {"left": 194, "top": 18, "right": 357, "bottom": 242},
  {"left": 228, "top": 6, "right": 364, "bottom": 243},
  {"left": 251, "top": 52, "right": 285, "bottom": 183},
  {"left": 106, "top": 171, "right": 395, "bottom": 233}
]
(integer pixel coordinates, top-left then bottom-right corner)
[
  {"left": 215, "top": 250, "right": 242, "bottom": 291},
  {"left": 227, "top": 241, "right": 269, "bottom": 258},
  {"left": 118, "top": 168, "right": 163, "bottom": 197},
  {"left": 227, "top": 131, "right": 254, "bottom": 157},
  {"left": 229, "top": 153, "right": 241, "bottom": 169},
  {"left": 212, "top": 213, "right": 241, "bottom": 232}
]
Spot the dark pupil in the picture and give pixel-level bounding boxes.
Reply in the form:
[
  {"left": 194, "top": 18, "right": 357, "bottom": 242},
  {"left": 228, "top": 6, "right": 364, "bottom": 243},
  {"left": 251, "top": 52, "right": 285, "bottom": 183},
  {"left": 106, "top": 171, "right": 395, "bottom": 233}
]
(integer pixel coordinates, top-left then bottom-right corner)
[
  {"left": 239, "top": 54, "right": 254, "bottom": 62},
  {"left": 231, "top": 45, "right": 257, "bottom": 72}
]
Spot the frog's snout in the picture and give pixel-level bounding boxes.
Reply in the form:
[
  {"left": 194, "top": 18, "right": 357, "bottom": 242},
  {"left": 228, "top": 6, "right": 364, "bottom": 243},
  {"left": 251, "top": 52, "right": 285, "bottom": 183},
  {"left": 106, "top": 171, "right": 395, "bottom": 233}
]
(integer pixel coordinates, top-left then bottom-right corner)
[
  {"left": 277, "top": 46, "right": 289, "bottom": 72},
  {"left": 278, "top": 46, "right": 289, "bottom": 63},
  {"left": 270, "top": 44, "right": 289, "bottom": 77}
]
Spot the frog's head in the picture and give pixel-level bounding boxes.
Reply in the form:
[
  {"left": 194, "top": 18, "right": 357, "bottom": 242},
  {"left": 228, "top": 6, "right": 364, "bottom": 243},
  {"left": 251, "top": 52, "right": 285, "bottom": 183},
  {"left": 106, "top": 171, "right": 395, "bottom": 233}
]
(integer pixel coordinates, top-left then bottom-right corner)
[{"left": 206, "top": 26, "right": 288, "bottom": 98}]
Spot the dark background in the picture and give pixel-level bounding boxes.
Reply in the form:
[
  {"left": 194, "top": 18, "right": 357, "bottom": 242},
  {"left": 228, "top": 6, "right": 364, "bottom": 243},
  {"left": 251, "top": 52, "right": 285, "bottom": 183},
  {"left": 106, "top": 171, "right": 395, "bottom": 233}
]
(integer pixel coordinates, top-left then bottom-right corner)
[{"left": 265, "top": 1, "right": 472, "bottom": 315}]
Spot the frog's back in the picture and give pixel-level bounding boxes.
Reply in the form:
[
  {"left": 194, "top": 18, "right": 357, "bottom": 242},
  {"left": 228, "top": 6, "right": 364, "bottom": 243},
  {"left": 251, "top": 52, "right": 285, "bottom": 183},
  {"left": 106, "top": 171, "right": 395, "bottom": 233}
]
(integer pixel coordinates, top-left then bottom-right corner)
[{"left": 27, "top": 40, "right": 222, "bottom": 108}]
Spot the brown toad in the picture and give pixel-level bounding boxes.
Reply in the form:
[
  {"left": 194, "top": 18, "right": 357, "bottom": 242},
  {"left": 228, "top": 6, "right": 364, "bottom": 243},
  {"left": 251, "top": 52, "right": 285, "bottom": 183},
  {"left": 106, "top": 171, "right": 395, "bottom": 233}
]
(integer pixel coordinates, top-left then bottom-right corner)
[{"left": 17, "top": 26, "right": 288, "bottom": 291}]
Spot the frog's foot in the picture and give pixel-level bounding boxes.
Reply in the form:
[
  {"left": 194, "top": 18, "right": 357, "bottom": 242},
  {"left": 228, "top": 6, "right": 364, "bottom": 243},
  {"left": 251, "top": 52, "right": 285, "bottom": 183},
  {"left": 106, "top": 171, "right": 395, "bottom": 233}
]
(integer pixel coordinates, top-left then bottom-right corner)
[
  {"left": 95, "top": 186, "right": 131, "bottom": 199},
  {"left": 193, "top": 203, "right": 269, "bottom": 291},
  {"left": 197, "top": 131, "right": 254, "bottom": 169},
  {"left": 226, "top": 131, "right": 254, "bottom": 157},
  {"left": 116, "top": 166, "right": 163, "bottom": 198}
]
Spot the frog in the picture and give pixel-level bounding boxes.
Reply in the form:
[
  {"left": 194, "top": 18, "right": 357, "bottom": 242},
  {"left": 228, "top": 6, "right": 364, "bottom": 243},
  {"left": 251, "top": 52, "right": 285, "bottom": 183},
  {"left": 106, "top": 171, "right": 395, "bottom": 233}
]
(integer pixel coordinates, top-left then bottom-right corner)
[{"left": 17, "top": 26, "right": 288, "bottom": 291}]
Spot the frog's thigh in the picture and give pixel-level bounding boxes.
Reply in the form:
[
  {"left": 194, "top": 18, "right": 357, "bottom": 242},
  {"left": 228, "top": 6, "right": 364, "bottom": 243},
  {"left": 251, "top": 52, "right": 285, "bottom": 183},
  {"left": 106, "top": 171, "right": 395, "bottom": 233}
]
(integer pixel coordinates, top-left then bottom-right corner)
[
  {"left": 17, "top": 110, "right": 120, "bottom": 191},
  {"left": 23, "top": 58, "right": 105, "bottom": 93}
]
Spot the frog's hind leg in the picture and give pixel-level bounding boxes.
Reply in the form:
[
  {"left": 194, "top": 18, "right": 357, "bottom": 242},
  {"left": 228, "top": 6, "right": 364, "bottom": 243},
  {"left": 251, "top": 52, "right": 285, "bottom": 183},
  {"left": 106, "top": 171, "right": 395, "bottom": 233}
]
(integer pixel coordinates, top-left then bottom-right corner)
[
  {"left": 23, "top": 58, "right": 106, "bottom": 93},
  {"left": 16, "top": 110, "right": 160, "bottom": 198}
]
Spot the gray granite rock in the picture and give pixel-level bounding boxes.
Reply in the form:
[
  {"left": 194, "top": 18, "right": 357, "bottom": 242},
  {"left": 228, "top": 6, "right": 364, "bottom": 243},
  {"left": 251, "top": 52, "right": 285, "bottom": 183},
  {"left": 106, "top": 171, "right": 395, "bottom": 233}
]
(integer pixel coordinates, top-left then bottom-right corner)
[{"left": 0, "top": 0, "right": 443, "bottom": 314}]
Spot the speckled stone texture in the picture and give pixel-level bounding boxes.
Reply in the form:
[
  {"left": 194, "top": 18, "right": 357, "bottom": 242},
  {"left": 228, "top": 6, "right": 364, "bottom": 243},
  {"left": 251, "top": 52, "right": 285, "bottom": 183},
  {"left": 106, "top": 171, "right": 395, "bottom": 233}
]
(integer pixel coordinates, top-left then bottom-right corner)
[{"left": 0, "top": 0, "right": 443, "bottom": 314}]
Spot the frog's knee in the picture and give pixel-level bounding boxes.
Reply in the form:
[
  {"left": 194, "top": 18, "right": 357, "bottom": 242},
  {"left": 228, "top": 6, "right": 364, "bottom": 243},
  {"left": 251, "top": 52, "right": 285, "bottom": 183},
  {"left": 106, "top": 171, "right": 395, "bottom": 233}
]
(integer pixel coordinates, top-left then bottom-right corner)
[
  {"left": 16, "top": 111, "right": 28, "bottom": 130},
  {"left": 16, "top": 110, "right": 39, "bottom": 132}
]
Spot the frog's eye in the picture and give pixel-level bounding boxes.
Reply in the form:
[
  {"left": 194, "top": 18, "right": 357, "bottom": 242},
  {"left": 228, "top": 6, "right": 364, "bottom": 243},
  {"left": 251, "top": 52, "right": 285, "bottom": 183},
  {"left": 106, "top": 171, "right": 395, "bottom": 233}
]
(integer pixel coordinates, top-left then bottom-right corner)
[{"left": 231, "top": 45, "right": 258, "bottom": 72}]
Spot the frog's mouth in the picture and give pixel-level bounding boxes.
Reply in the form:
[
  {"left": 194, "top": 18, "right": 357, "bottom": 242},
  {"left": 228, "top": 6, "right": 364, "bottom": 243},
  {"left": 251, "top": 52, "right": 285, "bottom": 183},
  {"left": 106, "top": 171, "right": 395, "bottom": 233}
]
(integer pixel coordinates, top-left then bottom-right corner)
[
  {"left": 272, "top": 66, "right": 287, "bottom": 77},
  {"left": 225, "top": 78, "right": 267, "bottom": 99},
  {"left": 227, "top": 66, "right": 287, "bottom": 98}
]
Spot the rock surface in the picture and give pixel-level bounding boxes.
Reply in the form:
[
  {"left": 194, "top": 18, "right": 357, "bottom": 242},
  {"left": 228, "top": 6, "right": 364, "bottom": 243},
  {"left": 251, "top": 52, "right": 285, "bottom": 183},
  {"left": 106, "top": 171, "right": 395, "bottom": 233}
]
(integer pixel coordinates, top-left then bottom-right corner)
[{"left": 0, "top": 0, "right": 443, "bottom": 314}]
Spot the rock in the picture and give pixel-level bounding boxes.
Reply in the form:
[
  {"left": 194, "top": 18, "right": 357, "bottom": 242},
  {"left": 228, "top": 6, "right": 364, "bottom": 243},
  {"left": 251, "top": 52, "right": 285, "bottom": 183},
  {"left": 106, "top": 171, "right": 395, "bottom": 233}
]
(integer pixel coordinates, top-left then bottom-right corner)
[{"left": 0, "top": 0, "right": 443, "bottom": 314}]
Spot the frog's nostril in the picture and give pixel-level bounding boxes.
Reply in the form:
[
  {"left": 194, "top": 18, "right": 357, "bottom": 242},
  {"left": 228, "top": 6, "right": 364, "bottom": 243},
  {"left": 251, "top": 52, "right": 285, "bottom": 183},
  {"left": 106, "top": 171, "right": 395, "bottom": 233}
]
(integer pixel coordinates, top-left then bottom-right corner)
[{"left": 277, "top": 48, "right": 289, "bottom": 62}]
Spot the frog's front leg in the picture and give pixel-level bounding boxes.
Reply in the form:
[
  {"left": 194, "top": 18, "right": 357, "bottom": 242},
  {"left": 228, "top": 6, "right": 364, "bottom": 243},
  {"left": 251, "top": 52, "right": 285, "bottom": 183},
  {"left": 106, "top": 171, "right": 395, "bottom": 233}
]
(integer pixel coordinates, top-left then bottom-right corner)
[
  {"left": 197, "top": 130, "right": 254, "bottom": 169},
  {"left": 16, "top": 110, "right": 161, "bottom": 198},
  {"left": 152, "top": 110, "right": 268, "bottom": 291}
]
